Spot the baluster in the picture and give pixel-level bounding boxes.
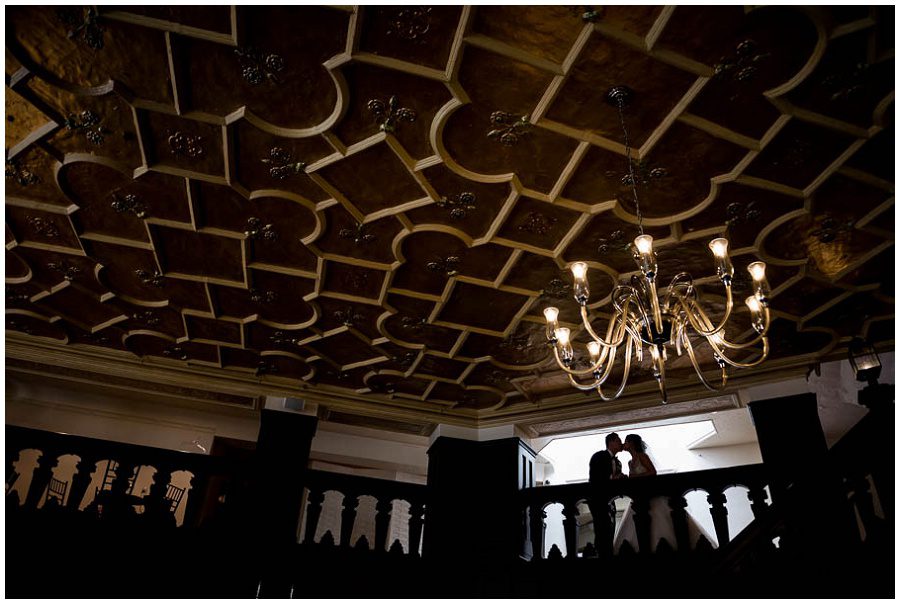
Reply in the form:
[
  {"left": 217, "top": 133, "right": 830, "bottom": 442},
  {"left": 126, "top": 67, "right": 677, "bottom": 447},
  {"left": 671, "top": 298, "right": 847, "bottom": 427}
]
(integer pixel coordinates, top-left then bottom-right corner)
[
  {"left": 67, "top": 455, "right": 97, "bottom": 511},
  {"left": 747, "top": 483, "right": 769, "bottom": 520},
  {"left": 529, "top": 503, "right": 546, "bottom": 560},
  {"left": 668, "top": 495, "right": 690, "bottom": 552},
  {"left": 632, "top": 495, "right": 652, "bottom": 554},
  {"left": 25, "top": 449, "right": 57, "bottom": 509},
  {"left": 848, "top": 474, "right": 878, "bottom": 544},
  {"left": 408, "top": 501, "right": 424, "bottom": 557},
  {"left": 302, "top": 488, "right": 325, "bottom": 544},
  {"left": 707, "top": 490, "right": 730, "bottom": 547},
  {"left": 339, "top": 493, "right": 359, "bottom": 548},
  {"left": 374, "top": 497, "right": 393, "bottom": 552},
  {"left": 180, "top": 471, "right": 204, "bottom": 527},
  {"left": 562, "top": 500, "right": 579, "bottom": 558}
]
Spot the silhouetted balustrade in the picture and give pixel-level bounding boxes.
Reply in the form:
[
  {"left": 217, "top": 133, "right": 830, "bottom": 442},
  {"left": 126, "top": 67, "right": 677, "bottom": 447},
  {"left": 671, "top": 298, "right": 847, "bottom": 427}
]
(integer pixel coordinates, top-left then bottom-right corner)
[
  {"left": 522, "top": 464, "right": 771, "bottom": 560},
  {"left": 302, "top": 469, "right": 426, "bottom": 556},
  {"left": 5, "top": 425, "right": 223, "bottom": 529}
]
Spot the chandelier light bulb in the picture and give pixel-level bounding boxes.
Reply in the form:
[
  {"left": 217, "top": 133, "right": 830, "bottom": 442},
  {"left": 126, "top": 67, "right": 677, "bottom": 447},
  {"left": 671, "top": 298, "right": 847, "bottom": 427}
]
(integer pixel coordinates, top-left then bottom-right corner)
[
  {"left": 745, "top": 296, "right": 761, "bottom": 313},
  {"left": 709, "top": 238, "right": 733, "bottom": 284},
  {"left": 571, "top": 262, "right": 590, "bottom": 304},
  {"left": 554, "top": 327, "right": 571, "bottom": 346},
  {"left": 571, "top": 262, "right": 588, "bottom": 280},
  {"left": 709, "top": 238, "right": 729, "bottom": 258},
  {"left": 543, "top": 307, "right": 559, "bottom": 324},
  {"left": 587, "top": 340, "right": 601, "bottom": 359},
  {"left": 748, "top": 261, "right": 766, "bottom": 281},
  {"left": 634, "top": 234, "right": 654, "bottom": 255},
  {"left": 748, "top": 261, "right": 770, "bottom": 305}
]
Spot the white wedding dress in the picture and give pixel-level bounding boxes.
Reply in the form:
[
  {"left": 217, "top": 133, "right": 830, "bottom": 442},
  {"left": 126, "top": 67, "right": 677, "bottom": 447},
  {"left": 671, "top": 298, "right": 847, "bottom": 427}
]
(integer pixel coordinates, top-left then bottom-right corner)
[{"left": 612, "top": 457, "right": 717, "bottom": 554}]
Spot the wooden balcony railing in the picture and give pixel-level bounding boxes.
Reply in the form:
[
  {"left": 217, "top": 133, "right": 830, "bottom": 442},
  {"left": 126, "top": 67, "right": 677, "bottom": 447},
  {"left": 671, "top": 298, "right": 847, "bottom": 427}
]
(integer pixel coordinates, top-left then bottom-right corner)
[
  {"left": 521, "top": 464, "right": 771, "bottom": 560},
  {"left": 301, "top": 469, "right": 427, "bottom": 556},
  {"left": 5, "top": 424, "right": 225, "bottom": 528}
]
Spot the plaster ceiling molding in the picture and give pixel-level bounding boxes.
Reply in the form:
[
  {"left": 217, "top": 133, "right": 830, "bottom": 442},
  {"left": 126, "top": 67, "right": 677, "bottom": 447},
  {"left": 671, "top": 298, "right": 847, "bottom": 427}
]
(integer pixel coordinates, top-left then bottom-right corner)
[{"left": 4, "top": 5, "right": 894, "bottom": 434}]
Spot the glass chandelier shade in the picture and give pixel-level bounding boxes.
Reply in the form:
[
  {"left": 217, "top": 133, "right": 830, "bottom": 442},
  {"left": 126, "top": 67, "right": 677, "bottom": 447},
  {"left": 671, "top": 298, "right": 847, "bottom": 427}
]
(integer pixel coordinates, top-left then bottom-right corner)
[{"left": 543, "top": 87, "right": 771, "bottom": 404}]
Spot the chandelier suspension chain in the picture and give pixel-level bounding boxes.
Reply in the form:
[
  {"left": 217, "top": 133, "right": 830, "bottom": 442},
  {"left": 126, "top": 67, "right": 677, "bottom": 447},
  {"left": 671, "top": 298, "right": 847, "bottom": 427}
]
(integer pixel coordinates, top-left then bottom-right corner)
[{"left": 616, "top": 99, "right": 644, "bottom": 236}]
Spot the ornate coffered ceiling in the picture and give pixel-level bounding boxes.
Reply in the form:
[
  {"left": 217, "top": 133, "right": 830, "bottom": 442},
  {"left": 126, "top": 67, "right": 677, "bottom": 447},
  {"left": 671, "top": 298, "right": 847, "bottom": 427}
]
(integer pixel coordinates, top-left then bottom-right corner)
[{"left": 5, "top": 6, "right": 895, "bottom": 432}]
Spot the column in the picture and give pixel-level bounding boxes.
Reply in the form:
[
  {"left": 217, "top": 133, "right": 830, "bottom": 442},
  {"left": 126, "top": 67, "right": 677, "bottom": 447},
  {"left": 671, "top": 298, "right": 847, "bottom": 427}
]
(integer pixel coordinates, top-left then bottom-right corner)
[
  {"left": 253, "top": 409, "right": 317, "bottom": 598},
  {"left": 423, "top": 435, "right": 536, "bottom": 563}
]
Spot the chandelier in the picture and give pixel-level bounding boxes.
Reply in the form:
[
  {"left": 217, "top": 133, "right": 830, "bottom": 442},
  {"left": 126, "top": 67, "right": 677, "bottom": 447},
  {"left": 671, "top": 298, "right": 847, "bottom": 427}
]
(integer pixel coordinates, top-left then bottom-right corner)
[{"left": 543, "top": 87, "right": 771, "bottom": 403}]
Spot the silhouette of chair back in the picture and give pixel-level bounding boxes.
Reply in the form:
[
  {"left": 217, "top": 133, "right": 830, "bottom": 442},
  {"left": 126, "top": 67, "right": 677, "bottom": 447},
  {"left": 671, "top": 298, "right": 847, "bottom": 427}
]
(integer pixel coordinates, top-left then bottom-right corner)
[
  {"left": 165, "top": 484, "right": 185, "bottom": 513},
  {"left": 100, "top": 460, "right": 136, "bottom": 494},
  {"left": 46, "top": 477, "right": 68, "bottom": 505}
]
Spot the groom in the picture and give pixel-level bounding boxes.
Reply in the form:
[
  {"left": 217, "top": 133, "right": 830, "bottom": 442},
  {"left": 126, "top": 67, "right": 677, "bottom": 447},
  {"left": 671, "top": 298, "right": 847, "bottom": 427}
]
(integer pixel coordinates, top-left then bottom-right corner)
[{"left": 588, "top": 433, "right": 625, "bottom": 556}]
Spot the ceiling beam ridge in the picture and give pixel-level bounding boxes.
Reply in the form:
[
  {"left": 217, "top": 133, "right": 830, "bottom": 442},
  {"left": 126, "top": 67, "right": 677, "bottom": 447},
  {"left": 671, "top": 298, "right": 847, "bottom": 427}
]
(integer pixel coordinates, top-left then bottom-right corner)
[{"left": 463, "top": 33, "right": 564, "bottom": 76}]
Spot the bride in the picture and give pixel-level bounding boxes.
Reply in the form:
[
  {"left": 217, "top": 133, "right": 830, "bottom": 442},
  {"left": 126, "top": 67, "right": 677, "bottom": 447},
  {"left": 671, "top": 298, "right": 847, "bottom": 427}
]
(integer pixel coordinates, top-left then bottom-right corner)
[{"left": 612, "top": 434, "right": 717, "bottom": 553}]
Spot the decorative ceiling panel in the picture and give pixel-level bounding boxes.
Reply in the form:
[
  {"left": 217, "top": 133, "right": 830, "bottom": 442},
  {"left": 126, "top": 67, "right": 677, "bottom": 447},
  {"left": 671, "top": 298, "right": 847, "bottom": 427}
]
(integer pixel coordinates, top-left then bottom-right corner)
[{"left": 6, "top": 6, "right": 895, "bottom": 429}]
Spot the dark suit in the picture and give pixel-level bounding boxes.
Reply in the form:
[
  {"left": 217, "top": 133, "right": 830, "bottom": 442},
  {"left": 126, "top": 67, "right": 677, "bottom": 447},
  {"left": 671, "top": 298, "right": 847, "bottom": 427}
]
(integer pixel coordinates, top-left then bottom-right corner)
[{"left": 588, "top": 449, "right": 618, "bottom": 556}]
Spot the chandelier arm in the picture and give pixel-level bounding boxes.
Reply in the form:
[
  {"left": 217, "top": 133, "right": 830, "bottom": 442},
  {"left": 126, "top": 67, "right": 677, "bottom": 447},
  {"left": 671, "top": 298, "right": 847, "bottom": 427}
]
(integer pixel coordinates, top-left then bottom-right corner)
[
  {"left": 564, "top": 342, "right": 621, "bottom": 387},
  {"left": 662, "top": 272, "right": 694, "bottom": 311},
  {"left": 552, "top": 346, "right": 605, "bottom": 376},
  {"left": 676, "top": 286, "right": 734, "bottom": 338},
  {"left": 567, "top": 373, "right": 605, "bottom": 391},
  {"left": 597, "top": 334, "right": 634, "bottom": 401},
  {"left": 681, "top": 330, "right": 730, "bottom": 391},
  {"left": 692, "top": 302, "right": 772, "bottom": 349},
  {"left": 625, "top": 285, "right": 653, "bottom": 336},
  {"left": 579, "top": 302, "right": 629, "bottom": 348},
  {"left": 709, "top": 336, "right": 770, "bottom": 368}
]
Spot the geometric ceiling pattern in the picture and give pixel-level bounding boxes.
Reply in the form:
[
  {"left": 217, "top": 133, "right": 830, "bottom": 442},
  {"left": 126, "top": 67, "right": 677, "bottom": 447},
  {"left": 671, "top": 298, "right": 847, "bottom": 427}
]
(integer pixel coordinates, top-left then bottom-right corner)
[{"left": 6, "top": 6, "right": 894, "bottom": 428}]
